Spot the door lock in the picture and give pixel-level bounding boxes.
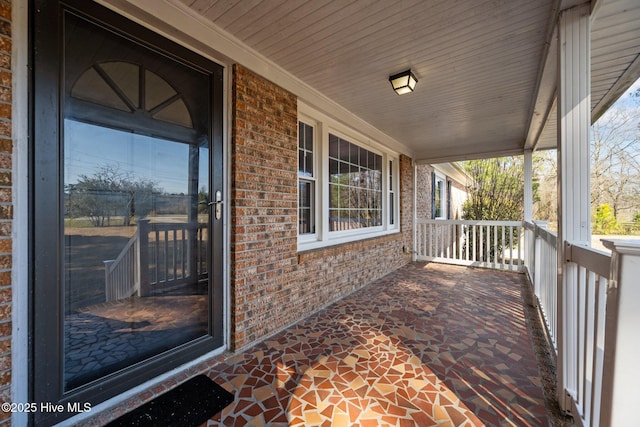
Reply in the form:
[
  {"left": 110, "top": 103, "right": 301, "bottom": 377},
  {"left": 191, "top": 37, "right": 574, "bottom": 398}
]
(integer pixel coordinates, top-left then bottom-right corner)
[{"left": 210, "top": 190, "right": 223, "bottom": 220}]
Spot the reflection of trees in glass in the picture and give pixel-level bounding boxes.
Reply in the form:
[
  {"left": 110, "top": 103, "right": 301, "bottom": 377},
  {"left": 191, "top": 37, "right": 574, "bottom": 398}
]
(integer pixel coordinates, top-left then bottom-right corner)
[
  {"left": 330, "top": 169, "right": 382, "bottom": 229},
  {"left": 65, "top": 165, "right": 161, "bottom": 226},
  {"left": 328, "top": 135, "right": 383, "bottom": 230},
  {"left": 198, "top": 186, "right": 209, "bottom": 214}
]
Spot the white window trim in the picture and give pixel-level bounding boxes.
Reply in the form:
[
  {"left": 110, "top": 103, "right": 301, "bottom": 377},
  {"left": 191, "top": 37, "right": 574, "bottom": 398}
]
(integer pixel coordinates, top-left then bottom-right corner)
[
  {"left": 298, "top": 116, "right": 319, "bottom": 243},
  {"left": 388, "top": 157, "right": 399, "bottom": 229},
  {"left": 434, "top": 172, "right": 447, "bottom": 220},
  {"left": 298, "top": 103, "right": 400, "bottom": 251}
]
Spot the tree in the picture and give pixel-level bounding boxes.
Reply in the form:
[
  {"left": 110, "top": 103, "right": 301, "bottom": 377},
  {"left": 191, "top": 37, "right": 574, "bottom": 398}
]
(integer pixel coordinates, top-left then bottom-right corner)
[
  {"left": 460, "top": 157, "right": 525, "bottom": 261},
  {"left": 533, "top": 150, "right": 557, "bottom": 225},
  {"left": 66, "top": 165, "right": 160, "bottom": 226},
  {"left": 461, "top": 157, "right": 524, "bottom": 221},
  {"left": 589, "top": 83, "right": 640, "bottom": 227},
  {"left": 593, "top": 203, "right": 620, "bottom": 234},
  {"left": 533, "top": 83, "right": 640, "bottom": 233},
  {"left": 329, "top": 168, "right": 382, "bottom": 229},
  {"left": 591, "top": 107, "right": 640, "bottom": 221}
]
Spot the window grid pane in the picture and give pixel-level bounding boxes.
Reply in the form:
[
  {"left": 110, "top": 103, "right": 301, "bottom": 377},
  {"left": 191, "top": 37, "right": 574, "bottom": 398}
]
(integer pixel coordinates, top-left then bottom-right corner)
[
  {"left": 328, "top": 135, "right": 382, "bottom": 231},
  {"left": 298, "top": 180, "right": 314, "bottom": 234},
  {"left": 389, "top": 160, "right": 395, "bottom": 225},
  {"left": 298, "top": 122, "right": 315, "bottom": 234},
  {"left": 298, "top": 122, "right": 313, "bottom": 177}
]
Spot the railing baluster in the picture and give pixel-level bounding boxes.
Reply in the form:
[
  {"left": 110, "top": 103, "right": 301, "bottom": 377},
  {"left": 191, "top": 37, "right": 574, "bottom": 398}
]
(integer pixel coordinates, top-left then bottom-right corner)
[
  {"left": 172, "top": 228, "right": 177, "bottom": 281},
  {"left": 516, "top": 227, "right": 524, "bottom": 270},
  {"left": 184, "top": 225, "right": 188, "bottom": 277},
  {"left": 492, "top": 225, "right": 497, "bottom": 266},
  {"left": 163, "top": 229, "right": 169, "bottom": 283},
  {"left": 458, "top": 223, "right": 463, "bottom": 260},
  {"left": 448, "top": 223, "right": 452, "bottom": 259},
  {"left": 465, "top": 224, "right": 469, "bottom": 261},
  {"left": 500, "top": 225, "right": 504, "bottom": 269},
  {"left": 590, "top": 274, "right": 604, "bottom": 426},
  {"left": 450, "top": 223, "right": 454, "bottom": 259},
  {"left": 472, "top": 225, "right": 477, "bottom": 262},
  {"left": 480, "top": 225, "right": 484, "bottom": 263},
  {"left": 508, "top": 225, "right": 515, "bottom": 270}
]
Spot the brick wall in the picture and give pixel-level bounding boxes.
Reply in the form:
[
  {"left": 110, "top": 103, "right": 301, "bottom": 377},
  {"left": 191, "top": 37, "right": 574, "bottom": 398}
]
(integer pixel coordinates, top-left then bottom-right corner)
[
  {"left": 400, "top": 154, "right": 413, "bottom": 234},
  {"left": 416, "top": 164, "right": 435, "bottom": 221},
  {"left": 231, "top": 64, "right": 299, "bottom": 349},
  {"left": 0, "top": 1, "right": 10, "bottom": 424},
  {"left": 231, "top": 65, "right": 413, "bottom": 350}
]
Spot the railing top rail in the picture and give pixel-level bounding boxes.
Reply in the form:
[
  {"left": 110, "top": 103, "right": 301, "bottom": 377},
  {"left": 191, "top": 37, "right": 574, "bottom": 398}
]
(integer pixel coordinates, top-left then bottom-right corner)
[
  {"left": 566, "top": 241, "right": 611, "bottom": 278},
  {"left": 416, "top": 219, "right": 523, "bottom": 227},
  {"left": 535, "top": 226, "right": 557, "bottom": 246},
  {"left": 146, "top": 222, "right": 206, "bottom": 232},
  {"left": 104, "top": 232, "right": 138, "bottom": 273}
]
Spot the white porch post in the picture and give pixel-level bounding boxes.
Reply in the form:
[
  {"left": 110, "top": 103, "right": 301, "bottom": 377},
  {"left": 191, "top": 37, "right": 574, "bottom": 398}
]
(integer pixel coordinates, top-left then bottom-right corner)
[
  {"left": 600, "top": 240, "right": 640, "bottom": 426},
  {"left": 556, "top": 3, "right": 591, "bottom": 414},
  {"left": 524, "top": 149, "right": 533, "bottom": 223}
]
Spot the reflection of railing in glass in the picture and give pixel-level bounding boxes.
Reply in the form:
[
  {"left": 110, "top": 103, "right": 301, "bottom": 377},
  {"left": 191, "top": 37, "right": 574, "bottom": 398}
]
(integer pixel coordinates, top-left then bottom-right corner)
[{"left": 104, "top": 219, "right": 208, "bottom": 301}]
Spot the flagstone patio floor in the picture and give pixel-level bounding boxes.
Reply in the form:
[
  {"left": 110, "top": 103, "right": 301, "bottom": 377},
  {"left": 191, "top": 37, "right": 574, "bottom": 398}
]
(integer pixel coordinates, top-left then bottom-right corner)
[{"left": 202, "top": 262, "right": 562, "bottom": 426}]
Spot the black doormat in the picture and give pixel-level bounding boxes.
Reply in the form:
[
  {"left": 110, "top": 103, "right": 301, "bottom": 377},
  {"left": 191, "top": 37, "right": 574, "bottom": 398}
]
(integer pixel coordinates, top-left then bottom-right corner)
[{"left": 106, "top": 375, "right": 234, "bottom": 427}]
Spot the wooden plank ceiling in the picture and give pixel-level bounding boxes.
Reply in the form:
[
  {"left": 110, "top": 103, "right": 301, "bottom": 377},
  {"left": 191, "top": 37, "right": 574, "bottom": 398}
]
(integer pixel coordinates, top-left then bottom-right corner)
[{"left": 181, "top": 0, "right": 640, "bottom": 162}]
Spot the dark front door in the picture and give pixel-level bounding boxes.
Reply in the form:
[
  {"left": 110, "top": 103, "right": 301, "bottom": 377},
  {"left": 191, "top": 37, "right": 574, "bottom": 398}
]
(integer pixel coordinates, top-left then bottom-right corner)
[{"left": 31, "top": 1, "right": 224, "bottom": 424}]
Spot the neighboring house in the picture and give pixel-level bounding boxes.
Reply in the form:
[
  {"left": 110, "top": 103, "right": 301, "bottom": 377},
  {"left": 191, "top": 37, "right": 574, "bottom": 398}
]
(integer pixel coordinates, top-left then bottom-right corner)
[
  {"left": 416, "top": 163, "right": 470, "bottom": 221},
  {"left": 415, "top": 163, "right": 470, "bottom": 261},
  {"left": 0, "top": 1, "right": 638, "bottom": 426}
]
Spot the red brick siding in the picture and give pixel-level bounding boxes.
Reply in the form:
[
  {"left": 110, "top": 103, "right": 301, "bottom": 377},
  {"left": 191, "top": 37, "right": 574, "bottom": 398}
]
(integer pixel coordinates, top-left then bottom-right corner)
[
  {"left": 416, "top": 164, "right": 435, "bottom": 221},
  {"left": 400, "top": 154, "right": 413, "bottom": 234},
  {"left": 0, "top": 1, "right": 9, "bottom": 424},
  {"left": 231, "top": 65, "right": 413, "bottom": 350},
  {"left": 231, "top": 65, "right": 299, "bottom": 349}
]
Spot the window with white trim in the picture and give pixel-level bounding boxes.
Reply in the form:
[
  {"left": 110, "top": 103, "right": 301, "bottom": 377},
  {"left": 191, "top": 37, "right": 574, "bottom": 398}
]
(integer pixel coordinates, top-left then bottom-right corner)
[
  {"left": 328, "top": 134, "right": 382, "bottom": 231},
  {"left": 298, "top": 121, "right": 315, "bottom": 235},
  {"left": 297, "top": 107, "right": 399, "bottom": 249},
  {"left": 389, "top": 160, "right": 396, "bottom": 226},
  {"left": 433, "top": 173, "right": 447, "bottom": 219}
]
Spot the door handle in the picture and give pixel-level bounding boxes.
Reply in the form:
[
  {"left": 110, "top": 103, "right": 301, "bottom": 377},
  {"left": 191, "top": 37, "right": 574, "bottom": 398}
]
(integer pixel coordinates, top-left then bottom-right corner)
[{"left": 210, "top": 190, "right": 223, "bottom": 220}]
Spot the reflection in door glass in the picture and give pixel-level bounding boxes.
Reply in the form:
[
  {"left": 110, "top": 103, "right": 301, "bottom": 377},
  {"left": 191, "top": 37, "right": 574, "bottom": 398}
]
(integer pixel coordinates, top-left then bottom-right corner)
[{"left": 63, "top": 120, "right": 209, "bottom": 390}]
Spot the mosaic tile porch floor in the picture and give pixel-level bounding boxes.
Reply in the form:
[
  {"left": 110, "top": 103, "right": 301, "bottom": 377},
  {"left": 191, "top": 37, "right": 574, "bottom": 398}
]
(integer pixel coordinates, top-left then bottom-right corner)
[{"left": 204, "top": 262, "right": 552, "bottom": 426}]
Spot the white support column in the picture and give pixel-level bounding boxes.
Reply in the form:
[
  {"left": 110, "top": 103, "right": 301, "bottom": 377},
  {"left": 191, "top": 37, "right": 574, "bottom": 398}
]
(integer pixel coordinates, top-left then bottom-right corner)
[
  {"left": 556, "top": 3, "right": 591, "bottom": 414},
  {"left": 524, "top": 149, "right": 533, "bottom": 223},
  {"left": 600, "top": 240, "right": 640, "bottom": 427}
]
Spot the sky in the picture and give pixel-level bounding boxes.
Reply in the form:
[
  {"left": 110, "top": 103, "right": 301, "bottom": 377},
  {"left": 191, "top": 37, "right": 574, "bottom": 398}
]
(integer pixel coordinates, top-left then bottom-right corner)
[
  {"left": 64, "top": 120, "right": 209, "bottom": 195},
  {"left": 596, "top": 77, "right": 640, "bottom": 125}
]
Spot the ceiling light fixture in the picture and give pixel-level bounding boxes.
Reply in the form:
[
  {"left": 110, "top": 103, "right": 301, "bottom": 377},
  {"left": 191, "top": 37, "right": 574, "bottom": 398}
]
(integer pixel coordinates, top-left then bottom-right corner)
[{"left": 389, "top": 69, "right": 418, "bottom": 95}]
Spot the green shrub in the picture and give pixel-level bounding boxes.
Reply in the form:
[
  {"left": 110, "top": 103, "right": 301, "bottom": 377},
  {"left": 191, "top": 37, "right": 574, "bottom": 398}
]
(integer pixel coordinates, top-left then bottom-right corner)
[{"left": 593, "top": 204, "right": 620, "bottom": 234}]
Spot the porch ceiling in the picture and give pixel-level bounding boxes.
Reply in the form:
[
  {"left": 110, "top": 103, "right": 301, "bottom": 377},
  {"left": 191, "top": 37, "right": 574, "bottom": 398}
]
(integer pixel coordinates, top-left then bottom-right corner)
[{"left": 179, "top": 0, "right": 640, "bottom": 162}]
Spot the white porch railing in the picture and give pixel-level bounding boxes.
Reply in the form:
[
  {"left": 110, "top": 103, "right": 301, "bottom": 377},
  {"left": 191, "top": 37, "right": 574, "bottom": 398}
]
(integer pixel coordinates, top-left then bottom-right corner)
[
  {"left": 104, "top": 227, "right": 141, "bottom": 302},
  {"left": 524, "top": 221, "right": 558, "bottom": 348},
  {"left": 525, "top": 220, "right": 610, "bottom": 427},
  {"left": 104, "top": 219, "right": 208, "bottom": 302},
  {"left": 562, "top": 241, "right": 611, "bottom": 427},
  {"left": 415, "top": 219, "right": 523, "bottom": 271},
  {"left": 416, "top": 219, "right": 640, "bottom": 427}
]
